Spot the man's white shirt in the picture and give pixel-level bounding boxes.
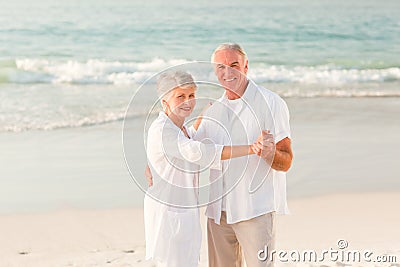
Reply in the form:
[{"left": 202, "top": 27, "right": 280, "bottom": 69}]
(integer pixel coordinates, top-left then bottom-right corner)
[{"left": 193, "top": 80, "right": 291, "bottom": 224}]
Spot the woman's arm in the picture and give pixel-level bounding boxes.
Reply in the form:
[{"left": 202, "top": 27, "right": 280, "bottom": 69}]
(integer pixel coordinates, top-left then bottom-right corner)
[
  {"left": 220, "top": 131, "right": 266, "bottom": 160},
  {"left": 192, "top": 102, "right": 212, "bottom": 130},
  {"left": 221, "top": 145, "right": 254, "bottom": 160},
  {"left": 144, "top": 164, "right": 153, "bottom": 187},
  {"left": 144, "top": 144, "right": 254, "bottom": 187}
]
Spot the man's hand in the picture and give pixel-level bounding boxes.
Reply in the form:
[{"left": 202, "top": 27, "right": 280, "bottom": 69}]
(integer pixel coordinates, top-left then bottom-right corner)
[
  {"left": 252, "top": 130, "right": 293, "bottom": 172},
  {"left": 252, "top": 130, "right": 275, "bottom": 165},
  {"left": 145, "top": 165, "right": 153, "bottom": 187}
]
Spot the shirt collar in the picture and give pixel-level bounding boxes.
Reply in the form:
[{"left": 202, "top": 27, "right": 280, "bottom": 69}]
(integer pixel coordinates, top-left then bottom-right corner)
[
  {"left": 220, "top": 79, "right": 257, "bottom": 103},
  {"left": 158, "top": 111, "right": 189, "bottom": 135}
]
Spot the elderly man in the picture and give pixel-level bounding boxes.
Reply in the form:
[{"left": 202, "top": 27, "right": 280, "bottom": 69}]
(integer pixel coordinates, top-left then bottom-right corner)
[{"left": 193, "top": 43, "right": 293, "bottom": 267}]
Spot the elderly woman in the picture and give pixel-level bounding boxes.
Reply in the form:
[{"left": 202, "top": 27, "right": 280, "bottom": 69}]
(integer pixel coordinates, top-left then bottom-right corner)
[{"left": 144, "top": 70, "right": 258, "bottom": 267}]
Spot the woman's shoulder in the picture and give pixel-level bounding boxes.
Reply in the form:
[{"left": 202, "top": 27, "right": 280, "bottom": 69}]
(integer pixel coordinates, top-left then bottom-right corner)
[{"left": 147, "top": 112, "right": 176, "bottom": 139}]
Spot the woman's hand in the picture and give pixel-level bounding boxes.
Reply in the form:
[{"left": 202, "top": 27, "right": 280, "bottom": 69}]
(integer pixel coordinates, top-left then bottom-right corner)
[
  {"left": 251, "top": 130, "right": 275, "bottom": 165},
  {"left": 193, "top": 102, "right": 213, "bottom": 130},
  {"left": 144, "top": 165, "right": 153, "bottom": 187}
]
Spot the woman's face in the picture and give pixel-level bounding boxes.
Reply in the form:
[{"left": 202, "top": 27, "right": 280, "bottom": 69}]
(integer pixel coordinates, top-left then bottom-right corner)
[{"left": 163, "top": 86, "right": 196, "bottom": 118}]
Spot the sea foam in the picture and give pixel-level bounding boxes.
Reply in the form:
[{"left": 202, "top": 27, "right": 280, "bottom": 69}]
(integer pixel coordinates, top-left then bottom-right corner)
[{"left": 4, "top": 58, "right": 399, "bottom": 85}]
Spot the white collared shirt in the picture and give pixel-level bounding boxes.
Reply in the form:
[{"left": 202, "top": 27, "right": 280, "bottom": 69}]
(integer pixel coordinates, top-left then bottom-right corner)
[
  {"left": 144, "top": 112, "right": 224, "bottom": 264},
  {"left": 194, "top": 80, "right": 291, "bottom": 224}
]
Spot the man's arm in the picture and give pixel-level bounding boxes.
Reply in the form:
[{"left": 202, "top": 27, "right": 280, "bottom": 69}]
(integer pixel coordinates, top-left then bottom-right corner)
[
  {"left": 252, "top": 131, "right": 293, "bottom": 172},
  {"left": 272, "top": 137, "right": 293, "bottom": 172}
]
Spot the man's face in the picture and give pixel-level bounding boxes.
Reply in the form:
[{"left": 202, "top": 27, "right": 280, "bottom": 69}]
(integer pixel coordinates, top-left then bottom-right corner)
[{"left": 213, "top": 49, "right": 248, "bottom": 100}]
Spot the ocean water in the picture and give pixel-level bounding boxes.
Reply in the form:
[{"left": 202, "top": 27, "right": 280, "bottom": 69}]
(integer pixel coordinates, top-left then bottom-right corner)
[
  {"left": 1, "top": 0, "right": 400, "bottom": 132},
  {"left": 1, "top": 0, "right": 400, "bottom": 214}
]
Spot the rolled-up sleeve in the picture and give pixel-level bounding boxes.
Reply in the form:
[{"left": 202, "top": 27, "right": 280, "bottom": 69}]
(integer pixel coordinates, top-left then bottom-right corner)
[
  {"left": 273, "top": 97, "right": 291, "bottom": 143},
  {"left": 162, "top": 126, "right": 223, "bottom": 170}
]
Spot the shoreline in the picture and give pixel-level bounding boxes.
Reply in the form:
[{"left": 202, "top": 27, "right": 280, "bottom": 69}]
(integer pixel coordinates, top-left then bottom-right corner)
[{"left": 1, "top": 96, "right": 400, "bottom": 214}]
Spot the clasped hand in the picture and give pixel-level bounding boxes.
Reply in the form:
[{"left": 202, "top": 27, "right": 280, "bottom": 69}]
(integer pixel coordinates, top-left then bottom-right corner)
[{"left": 251, "top": 130, "right": 275, "bottom": 165}]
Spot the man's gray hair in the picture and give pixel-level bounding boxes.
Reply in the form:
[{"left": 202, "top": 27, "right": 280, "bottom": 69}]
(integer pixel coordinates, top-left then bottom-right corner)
[
  {"left": 211, "top": 43, "right": 248, "bottom": 63},
  {"left": 157, "top": 70, "right": 197, "bottom": 101}
]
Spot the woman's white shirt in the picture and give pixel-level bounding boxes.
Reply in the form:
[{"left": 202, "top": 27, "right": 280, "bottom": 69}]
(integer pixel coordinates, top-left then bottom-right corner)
[{"left": 144, "top": 112, "right": 223, "bottom": 266}]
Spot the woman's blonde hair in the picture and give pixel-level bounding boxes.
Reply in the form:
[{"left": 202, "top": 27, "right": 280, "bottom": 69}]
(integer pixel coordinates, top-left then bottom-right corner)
[{"left": 157, "top": 70, "right": 197, "bottom": 102}]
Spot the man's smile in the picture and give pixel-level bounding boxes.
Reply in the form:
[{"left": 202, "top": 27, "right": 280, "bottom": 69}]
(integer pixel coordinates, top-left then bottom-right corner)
[{"left": 180, "top": 107, "right": 192, "bottom": 111}]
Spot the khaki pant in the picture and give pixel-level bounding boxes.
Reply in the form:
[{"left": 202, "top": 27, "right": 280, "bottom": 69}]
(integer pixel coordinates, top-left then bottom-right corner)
[{"left": 207, "top": 211, "right": 275, "bottom": 267}]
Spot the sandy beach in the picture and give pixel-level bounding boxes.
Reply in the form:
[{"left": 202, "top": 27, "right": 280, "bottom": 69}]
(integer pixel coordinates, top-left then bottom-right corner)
[
  {"left": 1, "top": 193, "right": 399, "bottom": 267},
  {"left": 1, "top": 97, "right": 399, "bottom": 266}
]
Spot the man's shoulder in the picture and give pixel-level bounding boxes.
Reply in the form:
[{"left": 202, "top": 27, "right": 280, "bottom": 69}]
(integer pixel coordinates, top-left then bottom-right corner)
[{"left": 251, "top": 81, "right": 285, "bottom": 106}]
